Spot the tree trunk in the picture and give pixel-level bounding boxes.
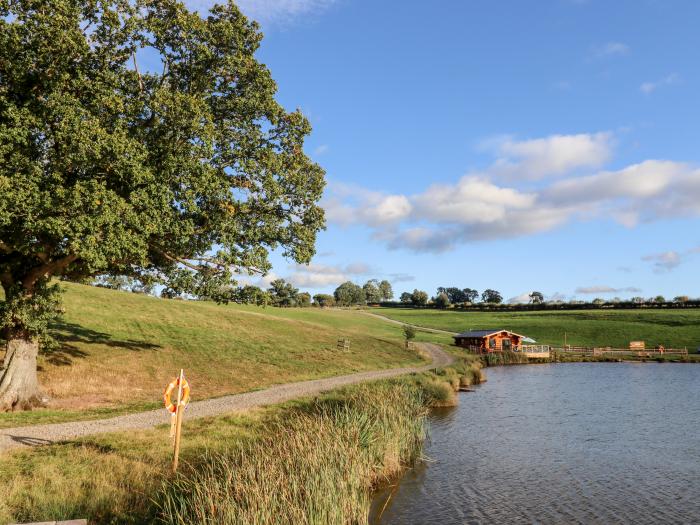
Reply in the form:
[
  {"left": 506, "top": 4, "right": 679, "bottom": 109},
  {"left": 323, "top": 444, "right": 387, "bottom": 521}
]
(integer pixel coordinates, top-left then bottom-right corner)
[{"left": 0, "top": 336, "right": 46, "bottom": 411}]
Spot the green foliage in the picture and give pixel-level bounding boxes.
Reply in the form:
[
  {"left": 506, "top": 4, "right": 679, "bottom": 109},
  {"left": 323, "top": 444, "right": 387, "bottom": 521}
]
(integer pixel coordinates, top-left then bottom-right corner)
[
  {"left": 0, "top": 282, "right": 62, "bottom": 342},
  {"left": 529, "top": 291, "right": 544, "bottom": 304},
  {"left": 410, "top": 289, "right": 428, "bottom": 306},
  {"left": 378, "top": 280, "right": 393, "bottom": 301},
  {"left": 403, "top": 324, "right": 416, "bottom": 342},
  {"left": 297, "top": 292, "right": 311, "bottom": 308},
  {"left": 434, "top": 292, "right": 450, "bottom": 309},
  {"left": 463, "top": 288, "right": 479, "bottom": 303},
  {"left": 94, "top": 276, "right": 133, "bottom": 291},
  {"left": 481, "top": 289, "right": 503, "bottom": 304},
  {"left": 437, "top": 287, "right": 465, "bottom": 303},
  {"left": 312, "top": 293, "right": 335, "bottom": 307},
  {"left": 362, "top": 279, "right": 382, "bottom": 303},
  {"left": 399, "top": 291, "right": 413, "bottom": 303},
  {"left": 236, "top": 285, "right": 270, "bottom": 306},
  {"left": 481, "top": 351, "right": 529, "bottom": 366},
  {"left": 334, "top": 281, "right": 364, "bottom": 306},
  {"left": 412, "top": 376, "right": 456, "bottom": 407},
  {"left": 268, "top": 279, "right": 299, "bottom": 307},
  {"left": 0, "top": 0, "right": 325, "bottom": 339}
]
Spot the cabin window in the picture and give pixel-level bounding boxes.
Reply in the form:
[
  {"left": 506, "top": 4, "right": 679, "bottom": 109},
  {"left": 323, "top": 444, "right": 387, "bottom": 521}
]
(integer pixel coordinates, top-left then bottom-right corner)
[
  {"left": 502, "top": 339, "right": 511, "bottom": 350},
  {"left": 489, "top": 338, "right": 496, "bottom": 349}
]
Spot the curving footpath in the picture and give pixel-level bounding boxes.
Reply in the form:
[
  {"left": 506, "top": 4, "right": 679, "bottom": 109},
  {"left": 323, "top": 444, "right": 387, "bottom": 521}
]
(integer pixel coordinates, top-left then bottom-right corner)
[
  {"left": 0, "top": 343, "right": 453, "bottom": 453},
  {"left": 358, "top": 311, "right": 458, "bottom": 336}
]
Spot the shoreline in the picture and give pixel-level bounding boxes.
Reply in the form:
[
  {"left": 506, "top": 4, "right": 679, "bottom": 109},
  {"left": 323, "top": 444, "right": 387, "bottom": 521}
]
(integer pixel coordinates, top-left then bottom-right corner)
[{"left": 0, "top": 356, "right": 482, "bottom": 524}]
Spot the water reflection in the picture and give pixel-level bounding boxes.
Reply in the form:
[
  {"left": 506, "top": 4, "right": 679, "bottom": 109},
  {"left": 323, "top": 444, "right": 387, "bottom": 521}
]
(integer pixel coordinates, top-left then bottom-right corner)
[{"left": 370, "top": 363, "right": 700, "bottom": 524}]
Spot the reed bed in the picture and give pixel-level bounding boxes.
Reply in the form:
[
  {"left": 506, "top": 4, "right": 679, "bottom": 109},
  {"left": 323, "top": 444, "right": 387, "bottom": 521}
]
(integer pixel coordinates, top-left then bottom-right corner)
[
  {"left": 2, "top": 363, "right": 481, "bottom": 525},
  {"left": 156, "top": 381, "right": 431, "bottom": 525},
  {"left": 481, "top": 351, "right": 531, "bottom": 366}
]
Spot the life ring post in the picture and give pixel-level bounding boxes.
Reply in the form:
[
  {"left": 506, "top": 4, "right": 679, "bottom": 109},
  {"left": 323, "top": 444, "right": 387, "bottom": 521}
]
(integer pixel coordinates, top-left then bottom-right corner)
[{"left": 172, "top": 369, "right": 185, "bottom": 473}]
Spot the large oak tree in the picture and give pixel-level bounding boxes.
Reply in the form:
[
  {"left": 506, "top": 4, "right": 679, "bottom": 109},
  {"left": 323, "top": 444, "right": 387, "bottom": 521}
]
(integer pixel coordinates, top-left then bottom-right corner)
[{"left": 0, "top": 0, "right": 325, "bottom": 409}]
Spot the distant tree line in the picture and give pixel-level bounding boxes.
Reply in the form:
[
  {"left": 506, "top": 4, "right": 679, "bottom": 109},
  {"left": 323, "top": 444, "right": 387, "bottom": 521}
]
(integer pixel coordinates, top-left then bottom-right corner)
[
  {"left": 381, "top": 287, "right": 700, "bottom": 310},
  {"left": 394, "top": 287, "right": 505, "bottom": 307},
  {"left": 85, "top": 276, "right": 700, "bottom": 310}
]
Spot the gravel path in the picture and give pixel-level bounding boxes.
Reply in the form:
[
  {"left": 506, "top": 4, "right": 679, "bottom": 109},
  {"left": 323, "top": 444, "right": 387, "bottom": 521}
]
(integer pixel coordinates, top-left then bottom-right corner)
[{"left": 0, "top": 343, "right": 453, "bottom": 453}]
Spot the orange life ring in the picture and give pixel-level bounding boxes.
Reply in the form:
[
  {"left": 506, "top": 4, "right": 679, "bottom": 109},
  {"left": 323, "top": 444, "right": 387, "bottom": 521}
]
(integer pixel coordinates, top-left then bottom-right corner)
[{"left": 164, "top": 376, "right": 191, "bottom": 413}]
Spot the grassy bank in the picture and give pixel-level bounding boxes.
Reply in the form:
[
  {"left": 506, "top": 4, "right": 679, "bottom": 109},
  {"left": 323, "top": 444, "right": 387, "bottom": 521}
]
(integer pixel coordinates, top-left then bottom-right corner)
[
  {"left": 0, "top": 359, "right": 483, "bottom": 524},
  {"left": 0, "top": 283, "right": 425, "bottom": 427},
  {"left": 375, "top": 308, "right": 700, "bottom": 350}
]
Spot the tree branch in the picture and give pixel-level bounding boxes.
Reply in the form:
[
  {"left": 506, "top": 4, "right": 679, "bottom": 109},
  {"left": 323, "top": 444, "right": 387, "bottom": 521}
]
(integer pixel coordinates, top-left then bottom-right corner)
[
  {"left": 132, "top": 51, "right": 144, "bottom": 93},
  {"left": 151, "top": 246, "right": 204, "bottom": 273},
  {"left": 0, "top": 270, "right": 13, "bottom": 290},
  {"left": 150, "top": 246, "right": 262, "bottom": 275},
  {"left": 21, "top": 254, "right": 78, "bottom": 291}
]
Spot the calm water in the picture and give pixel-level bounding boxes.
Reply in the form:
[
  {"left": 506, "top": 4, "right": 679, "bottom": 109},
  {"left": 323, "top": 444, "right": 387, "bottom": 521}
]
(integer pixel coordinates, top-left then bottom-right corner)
[{"left": 371, "top": 363, "right": 700, "bottom": 524}]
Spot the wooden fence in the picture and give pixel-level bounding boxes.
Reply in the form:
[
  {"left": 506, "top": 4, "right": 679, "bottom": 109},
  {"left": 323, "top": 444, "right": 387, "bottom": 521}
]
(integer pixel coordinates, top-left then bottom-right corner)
[
  {"left": 553, "top": 346, "right": 688, "bottom": 357},
  {"left": 460, "top": 344, "right": 688, "bottom": 357}
]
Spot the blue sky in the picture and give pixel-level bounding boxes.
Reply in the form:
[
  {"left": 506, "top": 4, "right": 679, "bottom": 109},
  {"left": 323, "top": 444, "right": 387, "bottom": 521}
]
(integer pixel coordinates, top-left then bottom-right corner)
[{"left": 200, "top": 0, "right": 700, "bottom": 302}]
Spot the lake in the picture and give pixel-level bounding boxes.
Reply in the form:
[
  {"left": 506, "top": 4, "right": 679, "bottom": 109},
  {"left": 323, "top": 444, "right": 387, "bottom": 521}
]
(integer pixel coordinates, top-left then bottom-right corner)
[{"left": 370, "top": 363, "right": 700, "bottom": 524}]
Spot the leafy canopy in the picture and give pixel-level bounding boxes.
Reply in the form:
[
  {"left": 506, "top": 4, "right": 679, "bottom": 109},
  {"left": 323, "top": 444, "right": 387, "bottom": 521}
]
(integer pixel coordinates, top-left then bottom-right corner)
[
  {"left": 0, "top": 0, "right": 325, "bottom": 337},
  {"left": 334, "top": 281, "right": 364, "bottom": 306}
]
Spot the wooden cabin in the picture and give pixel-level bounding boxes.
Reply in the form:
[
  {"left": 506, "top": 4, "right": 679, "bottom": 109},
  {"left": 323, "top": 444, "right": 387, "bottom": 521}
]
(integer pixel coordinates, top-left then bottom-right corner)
[{"left": 453, "top": 329, "right": 527, "bottom": 353}]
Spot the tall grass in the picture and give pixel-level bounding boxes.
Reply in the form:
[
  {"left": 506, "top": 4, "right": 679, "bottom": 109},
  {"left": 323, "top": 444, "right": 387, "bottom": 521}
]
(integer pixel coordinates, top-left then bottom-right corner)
[
  {"left": 481, "top": 351, "right": 531, "bottom": 366},
  {"left": 156, "top": 381, "right": 429, "bottom": 525},
  {"left": 1, "top": 366, "right": 482, "bottom": 524}
]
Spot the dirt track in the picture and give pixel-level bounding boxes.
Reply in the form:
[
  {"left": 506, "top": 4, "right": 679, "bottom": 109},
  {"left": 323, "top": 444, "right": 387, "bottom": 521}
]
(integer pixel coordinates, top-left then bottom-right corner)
[
  {"left": 0, "top": 343, "right": 453, "bottom": 452},
  {"left": 358, "top": 311, "right": 458, "bottom": 335}
]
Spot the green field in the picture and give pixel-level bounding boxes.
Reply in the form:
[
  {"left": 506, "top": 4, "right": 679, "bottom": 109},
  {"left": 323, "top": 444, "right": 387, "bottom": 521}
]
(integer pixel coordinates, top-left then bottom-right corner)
[
  {"left": 374, "top": 308, "right": 700, "bottom": 351},
  {"left": 0, "top": 283, "right": 426, "bottom": 428}
]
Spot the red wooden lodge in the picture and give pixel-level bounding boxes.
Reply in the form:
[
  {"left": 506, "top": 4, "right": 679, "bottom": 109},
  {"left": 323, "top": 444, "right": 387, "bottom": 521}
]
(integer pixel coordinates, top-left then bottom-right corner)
[{"left": 453, "top": 329, "right": 531, "bottom": 353}]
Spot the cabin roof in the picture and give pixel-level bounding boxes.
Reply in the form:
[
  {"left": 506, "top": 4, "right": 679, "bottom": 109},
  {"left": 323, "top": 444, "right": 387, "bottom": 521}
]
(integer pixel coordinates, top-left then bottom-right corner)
[{"left": 453, "top": 329, "right": 527, "bottom": 339}]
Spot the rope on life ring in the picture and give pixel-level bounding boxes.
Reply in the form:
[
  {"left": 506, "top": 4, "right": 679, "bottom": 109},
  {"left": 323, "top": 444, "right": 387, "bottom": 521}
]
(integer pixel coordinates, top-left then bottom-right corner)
[{"left": 163, "top": 376, "right": 191, "bottom": 413}]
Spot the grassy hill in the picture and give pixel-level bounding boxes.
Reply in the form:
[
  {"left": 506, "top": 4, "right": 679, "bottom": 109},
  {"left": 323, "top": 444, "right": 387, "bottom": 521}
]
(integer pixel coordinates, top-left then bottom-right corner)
[
  {"left": 375, "top": 308, "right": 700, "bottom": 351},
  {"left": 0, "top": 283, "right": 426, "bottom": 427}
]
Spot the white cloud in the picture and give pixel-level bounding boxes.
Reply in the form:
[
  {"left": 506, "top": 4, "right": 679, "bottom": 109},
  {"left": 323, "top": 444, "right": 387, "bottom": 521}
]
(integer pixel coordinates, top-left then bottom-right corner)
[
  {"left": 236, "top": 271, "right": 280, "bottom": 289},
  {"left": 489, "top": 132, "right": 613, "bottom": 180},
  {"left": 642, "top": 246, "right": 700, "bottom": 273},
  {"left": 642, "top": 251, "right": 681, "bottom": 272},
  {"left": 388, "top": 273, "right": 415, "bottom": 283},
  {"left": 545, "top": 160, "right": 680, "bottom": 203},
  {"left": 594, "top": 41, "right": 630, "bottom": 58},
  {"left": 547, "top": 292, "right": 568, "bottom": 303},
  {"left": 325, "top": 132, "right": 700, "bottom": 253},
  {"left": 508, "top": 292, "right": 532, "bottom": 304},
  {"left": 323, "top": 184, "right": 411, "bottom": 227},
  {"left": 640, "top": 73, "right": 680, "bottom": 94},
  {"left": 412, "top": 177, "right": 535, "bottom": 224},
  {"left": 313, "top": 144, "right": 329, "bottom": 156},
  {"left": 286, "top": 262, "right": 372, "bottom": 288},
  {"left": 575, "top": 285, "right": 642, "bottom": 294}
]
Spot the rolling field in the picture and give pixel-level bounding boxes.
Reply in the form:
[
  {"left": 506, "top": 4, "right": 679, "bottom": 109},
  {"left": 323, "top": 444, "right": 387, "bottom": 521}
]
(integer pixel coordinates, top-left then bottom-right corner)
[
  {"left": 0, "top": 283, "right": 425, "bottom": 427},
  {"left": 375, "top": 308, "right": 700, "bottom": 351}
]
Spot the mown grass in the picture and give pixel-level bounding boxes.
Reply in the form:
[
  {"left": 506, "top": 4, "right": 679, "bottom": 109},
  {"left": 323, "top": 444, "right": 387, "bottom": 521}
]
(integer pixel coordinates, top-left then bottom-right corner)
[
  {"left": 0, "top": 362, "right": 483, "bottom": 525},
  {"left": 0, "top": 283, "right": 425, "bottom": 427},
  {"left": 375, "top": 308, "right": 700, "bottom": 350}
]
